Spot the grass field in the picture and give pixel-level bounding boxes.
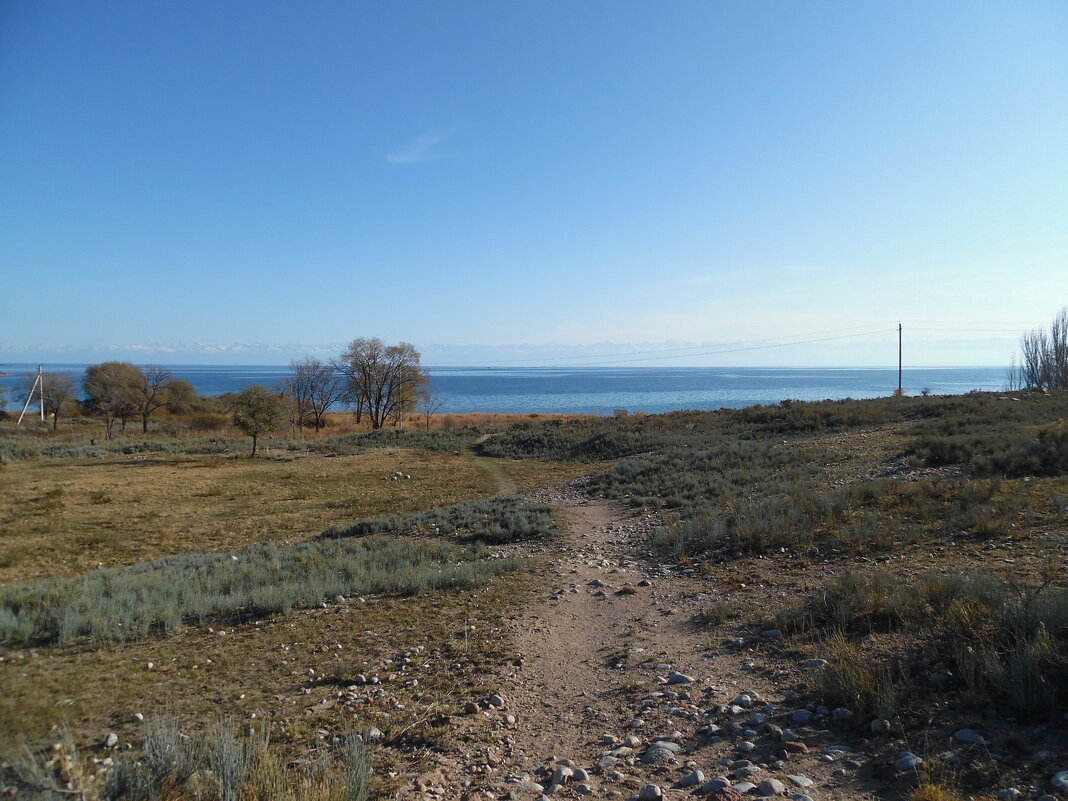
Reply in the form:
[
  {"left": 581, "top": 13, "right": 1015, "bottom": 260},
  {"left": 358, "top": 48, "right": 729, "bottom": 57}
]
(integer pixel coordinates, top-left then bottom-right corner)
[
  {"left": 0, "top": 448, "right": 496, "bottom": 583},
  {"left": 0, "top": 415, "right": 588, "bottom": 783},
  {"left": 3, "top": 396, "right": 1066, "bottom": 799}
]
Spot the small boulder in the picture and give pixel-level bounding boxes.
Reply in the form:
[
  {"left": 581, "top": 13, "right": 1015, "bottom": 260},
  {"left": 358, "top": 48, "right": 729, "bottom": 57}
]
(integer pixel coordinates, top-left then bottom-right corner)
[
  {"left": 678, "top": 770, "right": 705, "bottom": 788},
  {"left": 953, "top": 728, "right": 983, "bottom": 745},
  {"left": 758, "top": 778, "right": 786, "bottom": 796},
  {"left": 896, "top": 752, "right": 924, "bottom": 772},
  {"left": 667, "top": 672, "right": 695, "bottom": 685}
]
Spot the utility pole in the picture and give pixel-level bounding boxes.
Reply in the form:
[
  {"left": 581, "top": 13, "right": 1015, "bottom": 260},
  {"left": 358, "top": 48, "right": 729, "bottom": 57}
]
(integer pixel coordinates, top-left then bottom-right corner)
[
  {"left": 897, "top": 323, "right": 903, "bottom": 395},
  {"left": 16, "top": 365, "right": 45, "bottom": 425}
]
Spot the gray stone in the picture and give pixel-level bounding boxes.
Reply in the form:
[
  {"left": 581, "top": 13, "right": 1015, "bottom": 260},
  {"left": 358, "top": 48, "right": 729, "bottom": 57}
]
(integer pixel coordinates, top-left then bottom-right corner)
[
  {"left": 761, "top": 629, "right": 782, "bottom": 639},
  {"left": 573, "top": 768, "right": 589, "bottom": 782},
  {"left": 642, "top": 746, "right": 677, "bottom": 764},
  {"left": 896, "top": 752, "right": 924, "bottom": 772},
  {"left": 758, "top": 779, "right": 786, "bottom": 796},
  {"left": 596, "top": 756, "right": 617, "bottom": 772},
  {"left": 732, "top": 782, "right": 757, "bottom": 794},
  {"left": 638, "top": 784, "right": 663, "bottom": 800},
  {"left": 551, "top": 766, "right": 573, "bottom": 785},
  {"left": 997, "top": 788, "right": 1021, "bottom": 801},
  {"left": 651, "top": 739, "right": 682, "bottom": 751},
  {"left": 678, "top": 770, "right": 705, "bottom": 788},
  {"left": 667, "top": 672, "right": 695, "bottom": 685},
  {"left": 831, "top": 707, "right": 852, "bottom": 721},
  {"left": 701, "top": 777, "right": 731, "bottom": 793},
  {"left": 953, "top": 728, "right": 983, "bottom": 745},
  {"left": 791, "top": 710, "right": 812, "bottom": 724},
  {"left": 787, "top": 775, "right": 813, "bottom": 788},
  {"left": 870, "top": 718, "right": 891, "bottom": 733},
  {"left": 1052, "top": 772, "right": 1068, "bottom": 791},
  {"left": 103, "top": 732, "right": 118, "bottom": 748}
]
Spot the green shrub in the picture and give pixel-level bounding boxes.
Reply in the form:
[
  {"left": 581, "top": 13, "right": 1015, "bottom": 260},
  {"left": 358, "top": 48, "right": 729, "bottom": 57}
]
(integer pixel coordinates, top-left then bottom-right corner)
[
  {"left": 322, "top": 495, "right": 556, "bottom": 544},
  {"left": 780, "top": 570, "right": 1068, "bottom": 719},
  {"left": 0, "top": 534, "right": 527, "bottom": 647}
]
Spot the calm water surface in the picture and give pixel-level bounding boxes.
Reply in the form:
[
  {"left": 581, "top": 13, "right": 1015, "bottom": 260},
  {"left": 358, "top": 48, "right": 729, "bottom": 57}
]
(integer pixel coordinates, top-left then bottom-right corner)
[{"left": 0, "top": 364, "right": 1009, "bottom": 416}]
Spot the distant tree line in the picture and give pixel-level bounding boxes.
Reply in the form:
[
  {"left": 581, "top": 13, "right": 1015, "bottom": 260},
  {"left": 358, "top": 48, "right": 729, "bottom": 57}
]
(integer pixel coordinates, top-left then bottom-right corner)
[
  {"left": 6, "top": 338, "right": 438, "bottom": 455},
  {"left": 8, "top": 363, "right": 195, "bottom": 434}
]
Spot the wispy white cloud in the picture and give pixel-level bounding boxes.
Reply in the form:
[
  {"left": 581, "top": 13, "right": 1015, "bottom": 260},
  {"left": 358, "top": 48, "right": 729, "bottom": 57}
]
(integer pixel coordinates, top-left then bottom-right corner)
[{"left": 386, "top": 132, "right": 446, "bottom": 164}]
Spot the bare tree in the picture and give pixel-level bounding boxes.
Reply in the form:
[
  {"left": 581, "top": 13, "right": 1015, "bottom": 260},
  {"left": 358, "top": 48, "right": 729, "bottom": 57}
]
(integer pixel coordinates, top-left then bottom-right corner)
[
  {"left": 128, "top": 365, "right": 173, "bottom": 433},
  {"left": 1018, "top": 307, "right": 1068, "bottom": 391},
  {"left": 41, "top": 373, "right": 78, "bottom": 430},
  {"left": 284, "top": 357, "right": 342, "bottom": 431},
  {"left": 333, "top": 338, "right": 427, "bottom": 430},
  {"left": 84, "top": 361, "right": 141, "bottom": 439},
  {"left": 417, "top": 383, "right": 446, "bottom": 430}
]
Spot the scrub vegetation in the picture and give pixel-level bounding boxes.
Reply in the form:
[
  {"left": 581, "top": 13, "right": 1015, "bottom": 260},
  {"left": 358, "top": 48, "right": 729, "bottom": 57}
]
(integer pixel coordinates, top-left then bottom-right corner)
[
  {"left": 478, "top": 386, "right": 1068, "bottom": 781},
  {"left": 3, "top": 383, "right": 1067, "bottom": 799}
]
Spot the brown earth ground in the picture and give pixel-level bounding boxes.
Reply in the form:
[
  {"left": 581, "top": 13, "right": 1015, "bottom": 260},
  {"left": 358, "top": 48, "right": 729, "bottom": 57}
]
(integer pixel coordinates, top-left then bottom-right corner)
[{"left": 3, "top": 420, "right": 1066, "bottom": 800}]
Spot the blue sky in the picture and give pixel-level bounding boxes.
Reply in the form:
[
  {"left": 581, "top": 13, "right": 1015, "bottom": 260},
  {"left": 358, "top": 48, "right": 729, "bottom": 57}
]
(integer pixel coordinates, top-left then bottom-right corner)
[{"left": 1, "top": 1, "right": 1066, "bottom": 366}]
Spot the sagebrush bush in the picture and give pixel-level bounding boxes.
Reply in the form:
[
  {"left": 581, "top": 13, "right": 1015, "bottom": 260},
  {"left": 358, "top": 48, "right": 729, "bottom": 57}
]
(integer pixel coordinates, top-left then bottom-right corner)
[
  {"left": 779, "top": 570, "right": 1068, "bottom": 719},
  {"left": 0, "top": 533, "right": 528, "bottom": 647},
  {"left": 3, "top": 717, "right": 372, "bottom": 801},
  {"left": 322, "top": 495, "right": 556, "bottom": 544}
]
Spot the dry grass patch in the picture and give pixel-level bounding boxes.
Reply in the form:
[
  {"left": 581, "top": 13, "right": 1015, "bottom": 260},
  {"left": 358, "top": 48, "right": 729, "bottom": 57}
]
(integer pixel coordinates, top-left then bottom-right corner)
[
  {"left": 0, "top": 569, "right": 540, "bottom": 781},
  {"left": 487, "top": 457, "right": 604, "bottom": 492},
  {"left": 0, "top": 448, "right": 493, "bottom": 583}
]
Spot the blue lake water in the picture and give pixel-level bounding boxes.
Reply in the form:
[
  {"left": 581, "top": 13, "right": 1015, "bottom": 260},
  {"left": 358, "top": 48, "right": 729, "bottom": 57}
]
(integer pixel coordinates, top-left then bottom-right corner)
[{"left": 0, "top": 363, "right": 1009, "bottom": 416}]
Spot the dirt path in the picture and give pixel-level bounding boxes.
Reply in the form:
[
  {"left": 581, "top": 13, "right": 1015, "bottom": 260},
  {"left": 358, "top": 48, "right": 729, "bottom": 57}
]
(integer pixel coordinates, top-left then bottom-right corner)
[
  {"left": 472, "top": 453, "right": 520, "bottom": 496},
  {"left": 426, "top": 487, "right": 888, "bottom": 801}
]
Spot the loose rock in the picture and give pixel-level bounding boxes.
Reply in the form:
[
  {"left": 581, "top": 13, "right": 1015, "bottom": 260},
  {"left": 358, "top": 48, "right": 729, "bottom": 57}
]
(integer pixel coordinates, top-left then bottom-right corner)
[{"left": 758, "top": 778, "right": 786, "bottom": 796}]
